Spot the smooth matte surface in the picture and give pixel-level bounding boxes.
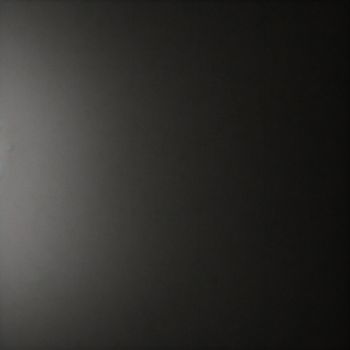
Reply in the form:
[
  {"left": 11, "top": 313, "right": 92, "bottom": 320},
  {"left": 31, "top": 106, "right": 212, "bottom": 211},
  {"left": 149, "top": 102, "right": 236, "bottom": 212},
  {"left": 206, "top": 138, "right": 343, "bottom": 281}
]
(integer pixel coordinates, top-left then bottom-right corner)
[{"left": 0, "top": 2, "right": 348, "bottom": 349}]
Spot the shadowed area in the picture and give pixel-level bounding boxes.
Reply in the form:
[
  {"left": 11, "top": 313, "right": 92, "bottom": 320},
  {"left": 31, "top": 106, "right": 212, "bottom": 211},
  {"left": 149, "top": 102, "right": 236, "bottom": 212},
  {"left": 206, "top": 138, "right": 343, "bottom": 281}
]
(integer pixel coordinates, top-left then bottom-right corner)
[{"left": 0, "top": 2, "right": 348, "bottom": 349}]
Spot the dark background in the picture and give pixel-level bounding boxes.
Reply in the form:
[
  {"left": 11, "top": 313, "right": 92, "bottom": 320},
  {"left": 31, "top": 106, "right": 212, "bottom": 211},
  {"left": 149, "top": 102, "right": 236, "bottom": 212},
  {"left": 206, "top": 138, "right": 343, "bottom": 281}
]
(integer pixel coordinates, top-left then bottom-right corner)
[{"left": 0, "top": 1, "right": 348, "bottom": 349}]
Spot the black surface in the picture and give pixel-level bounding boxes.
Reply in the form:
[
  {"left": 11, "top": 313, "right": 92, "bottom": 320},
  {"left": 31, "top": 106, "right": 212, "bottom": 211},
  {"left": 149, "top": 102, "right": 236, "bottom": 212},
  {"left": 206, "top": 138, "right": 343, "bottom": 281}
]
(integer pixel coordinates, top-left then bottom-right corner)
[{"left": 0, "top": 1, "right": 348, "bottom": 349}]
